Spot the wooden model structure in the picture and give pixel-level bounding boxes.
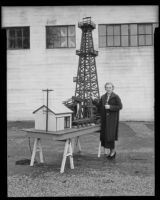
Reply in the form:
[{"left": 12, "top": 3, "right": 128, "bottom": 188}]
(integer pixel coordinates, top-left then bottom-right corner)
[{"left": 33, "top": 104, "right": 73, "bottom": 132}]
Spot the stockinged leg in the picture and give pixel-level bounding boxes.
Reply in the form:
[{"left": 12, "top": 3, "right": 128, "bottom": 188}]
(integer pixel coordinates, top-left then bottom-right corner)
[{"left": 76, "top": 136, "right": 81, "bottom": 152}]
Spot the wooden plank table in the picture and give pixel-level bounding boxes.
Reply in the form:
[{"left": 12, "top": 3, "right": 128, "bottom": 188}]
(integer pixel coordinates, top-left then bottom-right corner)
[{"left": 22, "top": 124, "right": 100, "bottom": 173}]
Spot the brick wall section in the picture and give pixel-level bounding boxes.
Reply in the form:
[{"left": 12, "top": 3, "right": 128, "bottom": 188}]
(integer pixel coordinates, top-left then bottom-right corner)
[{"left": 2, "top": 6, "right": 158, "bottom": 121}]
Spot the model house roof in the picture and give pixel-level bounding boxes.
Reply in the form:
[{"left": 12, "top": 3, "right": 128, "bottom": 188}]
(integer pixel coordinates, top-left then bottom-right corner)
[{"left": 33, "top": 104, "right": 73, "bottom": 115}]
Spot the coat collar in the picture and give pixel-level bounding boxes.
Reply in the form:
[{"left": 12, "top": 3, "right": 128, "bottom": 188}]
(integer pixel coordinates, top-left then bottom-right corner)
[{"left": 104, "top": 92, "right": 116, "bottom": 100}]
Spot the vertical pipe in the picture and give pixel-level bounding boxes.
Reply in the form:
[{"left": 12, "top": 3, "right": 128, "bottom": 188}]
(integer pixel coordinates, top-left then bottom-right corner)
[{"left": 46, "top": 89, "right": 48, "bottom": 132}]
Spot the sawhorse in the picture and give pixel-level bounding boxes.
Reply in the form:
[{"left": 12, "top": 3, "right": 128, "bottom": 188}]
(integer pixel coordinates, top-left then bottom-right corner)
[
  {"left": 30, "top": 136, "right": 81, "bottom": 173},
  {"left": 22, "top": 125, "right": 100, "bottom": 173}
]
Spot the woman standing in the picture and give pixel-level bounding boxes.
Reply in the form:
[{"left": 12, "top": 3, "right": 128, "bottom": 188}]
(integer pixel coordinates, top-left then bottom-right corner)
[{"left": 97, "top": 82, "right": 123, "bottom": 159}]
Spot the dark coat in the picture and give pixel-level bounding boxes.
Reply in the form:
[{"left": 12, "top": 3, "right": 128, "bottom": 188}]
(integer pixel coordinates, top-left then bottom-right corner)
[{"left": 98, "top": 92, "right": 122, "bottom": 144}]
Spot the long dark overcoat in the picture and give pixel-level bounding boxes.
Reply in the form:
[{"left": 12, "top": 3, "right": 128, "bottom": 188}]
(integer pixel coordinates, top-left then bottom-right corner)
[{"left": 99, "top": 92, "right": 122, "bottom": 145}]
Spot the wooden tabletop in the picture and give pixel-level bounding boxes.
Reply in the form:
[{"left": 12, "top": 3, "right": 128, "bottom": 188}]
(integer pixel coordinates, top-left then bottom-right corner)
[{"left": 22, "top": 124, "right": 101, "bottom": 141}]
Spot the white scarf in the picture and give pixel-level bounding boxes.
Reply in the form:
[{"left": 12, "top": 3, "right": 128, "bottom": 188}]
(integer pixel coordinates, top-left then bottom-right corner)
[{"left": 106, "top": 93, "right": 111, "bottom": 104}]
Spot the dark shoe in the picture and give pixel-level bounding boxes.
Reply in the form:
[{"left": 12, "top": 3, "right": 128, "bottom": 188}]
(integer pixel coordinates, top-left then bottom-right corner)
[
  {"left": 105, "top": 153, "right": 110, "bottom": 158},
  {"left": 108, "top": 151, "right": 116, "bottom": 159}
]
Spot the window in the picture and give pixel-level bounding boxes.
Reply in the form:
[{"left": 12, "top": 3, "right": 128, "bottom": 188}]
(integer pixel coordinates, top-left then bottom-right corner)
[
  {"left": 130, "top": 24, "right": 138, "bottom": 46},
  {"left": 121, "top": 24, "right": 129, "bottom": 46},
  {"left": 99, "top": 23, "right": 158, "bottom": 47},
  {"left": 107, "top": 25, "right": 121, "bottom": 46},
  {"left": 46, "top": 25, "right": 76, "bottom": 48},
  {"left": 64, "top": 116, "right": 70, "bottom": 128},
  {"left": 138, "top": 24, "right": 152, "bottom": 46},
  {"left": 7, "top": 27, "right": 30, "bottom": 49}
]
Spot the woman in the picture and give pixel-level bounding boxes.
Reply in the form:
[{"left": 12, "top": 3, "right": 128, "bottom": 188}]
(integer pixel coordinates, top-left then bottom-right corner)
[{"left": 97, "top": 82, "right": 122, "bottom": 159}]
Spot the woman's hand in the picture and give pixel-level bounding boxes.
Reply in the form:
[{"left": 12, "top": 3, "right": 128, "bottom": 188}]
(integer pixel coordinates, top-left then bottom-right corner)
[{"left": 105, "top": 104, "right": 110, "bottom": 109}]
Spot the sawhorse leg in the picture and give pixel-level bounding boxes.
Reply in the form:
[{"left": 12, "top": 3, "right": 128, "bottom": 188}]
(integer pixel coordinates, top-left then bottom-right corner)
[
  {"left": 98, "top": 141, "right": 107, "bottom": 158},
  {"left": 30, "top": 138, "right": 44, "bottom": 166},
  {"left": 72, "top": 136, "right": 81, "bottom": 153},
  {"left": 98, "top": 141, "right": 101, "bottom": 158},
  {"left": 60, "top": 139, "right": 74, "bottom": 173}
]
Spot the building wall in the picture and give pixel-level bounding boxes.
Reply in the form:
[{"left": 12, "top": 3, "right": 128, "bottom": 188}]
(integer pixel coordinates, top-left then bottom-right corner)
[
  {"left": 2, "top": 6, "right": 158, "bottom": 121},
  {"left": 34, "top": 109, "right": 47, "bottom": 130},
  {"left": 48, "top": 112, "right": 56, "bottom": 131}
]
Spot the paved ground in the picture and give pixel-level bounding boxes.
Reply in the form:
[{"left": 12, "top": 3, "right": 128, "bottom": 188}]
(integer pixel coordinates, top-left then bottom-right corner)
[{"left": 7, "top": 121, "right": 154, "bottom": 196}]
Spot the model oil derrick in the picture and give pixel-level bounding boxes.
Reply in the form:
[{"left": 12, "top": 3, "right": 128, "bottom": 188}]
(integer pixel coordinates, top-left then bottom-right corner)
[{"left": 64, "top": 17, "right": 100, "bottom": 125}]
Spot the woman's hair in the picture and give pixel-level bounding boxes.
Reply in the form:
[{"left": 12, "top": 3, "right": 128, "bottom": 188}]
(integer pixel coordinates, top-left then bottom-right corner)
[{"left": 104, "top": 82, "right": 114, "bottom": 90}]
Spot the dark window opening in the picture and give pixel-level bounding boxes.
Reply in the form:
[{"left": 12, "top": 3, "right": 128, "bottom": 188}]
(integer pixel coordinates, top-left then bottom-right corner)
[
  {"left": 64, "top": 116, "right": 70, "bottom": 128},
  {"left": 99, "top": 23, "right": 158, "bottom": 47},
  {"left": 7, "top": 27, "right": 30, "bottom": 49},
  {"left": 46, "top": 25, "right": 76, "bottom": 48}
]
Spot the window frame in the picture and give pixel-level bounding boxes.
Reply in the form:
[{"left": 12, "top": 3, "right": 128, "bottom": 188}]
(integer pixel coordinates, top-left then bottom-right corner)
[
  {"left": 129, "top": 24, "right": 138, "bottom": 47},
  {"left": 137, "top": 23, "right": 153, "bottom": 46},
  {"left": 6, "top": 26, "right": 30, "bottom": 50},
  {"left": 121, "top": 24, "right": 129, "bottom": 47},
  {"left": 98, "top": 22, "right": 158, "bottom": 48},
  {"left": 46, "top": 25, "right": 76, "bottom": 49},
  {"left": 64, "top": 116, "right": 70, "bottom": 128}
]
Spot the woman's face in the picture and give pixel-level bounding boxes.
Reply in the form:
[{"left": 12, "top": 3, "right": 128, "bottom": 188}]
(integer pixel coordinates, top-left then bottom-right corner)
[{"left": 105, "top": 84, "right": 113, "bottom": 94}]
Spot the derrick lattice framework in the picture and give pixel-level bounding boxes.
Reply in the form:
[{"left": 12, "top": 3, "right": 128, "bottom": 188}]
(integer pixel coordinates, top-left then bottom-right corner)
[{"left": 75, "top": 17, "right": 100, "bottom": 119}]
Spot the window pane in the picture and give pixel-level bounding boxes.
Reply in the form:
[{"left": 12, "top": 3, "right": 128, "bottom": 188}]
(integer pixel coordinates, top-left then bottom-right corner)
[
  {"left": 23, "top": 38, "right": 29, "bottom": 48},
  {"left": 146, "top": 35, "right": 152, "bottom": 45},
  {"left": 61, "top": 27, "right": 67, "bottom": 36},
  {"left": 107, "top": 36, "right": 113, "bottom": 46},
  {"left": 139, "top": 35, "right": 145, "bottom": 45},
  {"left": 9, "top": 29, "right": 15, "bottom": 37},
  {"left": 23, "top": 28, "right": 29, "bottom": 37},
  {"left": 47, "top": 28, "right": 58, "bottom": 47},
  {"left": 68, "top": 26, "right": 75, "bottom": 36},
  {"left": 61, "top": 37, "right": 67, "bottom": 47},
  {"left": 9, "top": 39, "right": 15, "bottom": 48},
  {"left": 138, "top": 25, "right": 145, "bottom": 34},
  {"left": 64, "top": 117, "right": 70, "bottom": 128},
  {"left": 107, "top": 26, "right": 113, "bottom": 35},
  {"left": 52, "top": 27, "right": 61, "bottom": 37},
  {"left": 114, "top": 25, "right": 120, "bottom": 35},
  {"left": 47, "top": 36, "right": 54, "bottom": 47},
  {"left": 130, "top": 24, "right": 137, "bottom": 35},
  {"left": 16, "top": 29, "right": 22, "bottom": 37},
  {"left": 121, "top": 36, "right": 128, "bottom": 46},
  {"left": 53, "top": 37, "right": 61, "bottom": 47},
  {"left": 67, "top": 117, "right": 70, "bottom": 127},
  {"left": 130, "top": 35, "right": 137, "bottom": 46},
  {"left": 17, "top": 37, "right": 22, "bottom": 48},
  {"left": 114, "top": 36, "right": 120, "bottom": 46},
  {"left": 47, "top": 27, "right": 53, "bottom": 35},
  {"left": 99, "top": 36, "right": 106, "bottom": 47},
  {"left": 121, "top": 25, "right": 128, "bottom": 35},
  {"left": 47, "top": 41, "right": 54, "bottom": 48},
  {"left": 99, "top": 25, "right": 106, "bottom": 36},
  {"left": 145, "top": 24, "right": 152, "bottom": 34},
  {"left": 68, "top": 36, "right": 75, "bottom": 47}
]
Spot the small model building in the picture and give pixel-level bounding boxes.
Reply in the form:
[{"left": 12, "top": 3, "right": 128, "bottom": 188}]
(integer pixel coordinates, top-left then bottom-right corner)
[{"left": 33, "top": 104, "right": 73, "bottom": 132}]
